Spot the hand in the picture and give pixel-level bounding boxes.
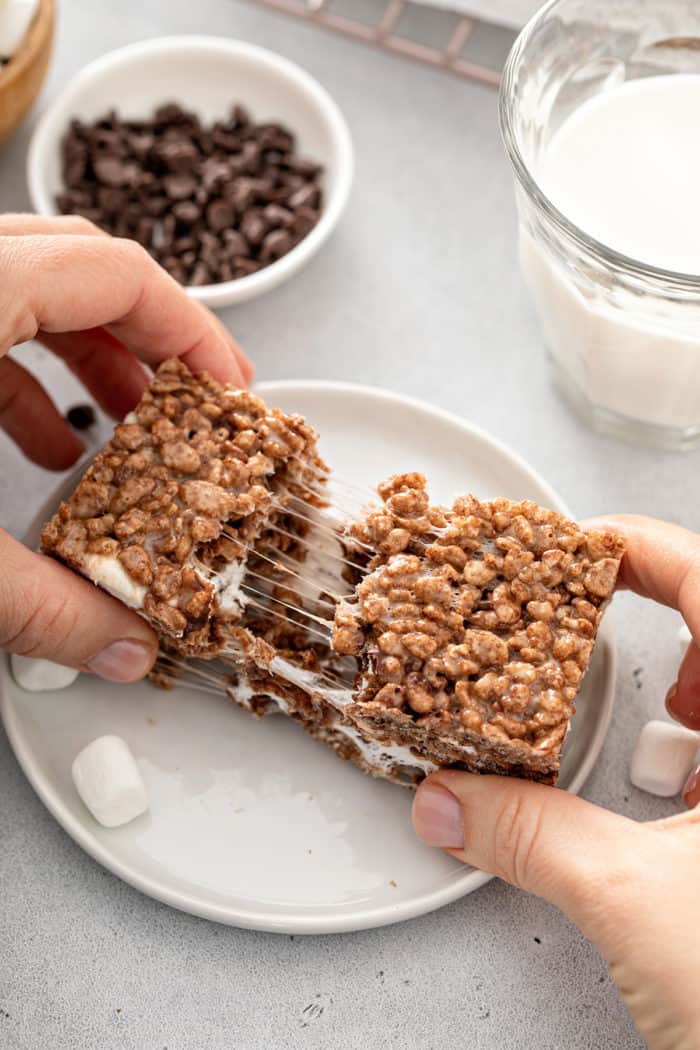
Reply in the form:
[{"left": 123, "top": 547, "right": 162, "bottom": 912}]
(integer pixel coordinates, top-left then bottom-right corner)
[
  {"left": 412, "top": 515, "right": 700, "bottom": 1050},
  {"left": 0, "top": 214, "right": 253, "bottom": 682}
]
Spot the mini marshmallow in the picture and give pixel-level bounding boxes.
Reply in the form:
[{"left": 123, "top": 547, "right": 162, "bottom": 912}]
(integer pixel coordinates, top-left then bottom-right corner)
[
  {"left": 72, "top": 735, "right": 148, "bottom": 828},
  {"left": 679, "top": 623, "right": 692, "bottom": 659},
  {"left": 0, "top": 0, "right": 38, "bottom": 60},
  {"left": 630, "top": 720, "right": 699, "bottom": 798},
  {"left": 10, "top": 653, "right": 79, "bottom": 692}
]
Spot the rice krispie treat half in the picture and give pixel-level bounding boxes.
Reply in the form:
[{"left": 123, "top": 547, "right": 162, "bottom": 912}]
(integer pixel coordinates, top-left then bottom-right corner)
[
  {"left": 333, "top": 474, "right": 625, "bottom": 785},
  {"left": 41, "top": 359, "right": 326, "bottom": 657}
]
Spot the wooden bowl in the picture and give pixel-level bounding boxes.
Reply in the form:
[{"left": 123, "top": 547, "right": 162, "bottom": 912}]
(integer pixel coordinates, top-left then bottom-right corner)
[{"left": 0, "top": 0, "right": 55, "bottom": 144}]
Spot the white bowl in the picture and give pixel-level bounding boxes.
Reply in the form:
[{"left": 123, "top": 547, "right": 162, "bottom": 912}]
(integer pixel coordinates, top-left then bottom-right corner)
[{"left": 27, "top": 35, "right": 354, "bottom": 308}]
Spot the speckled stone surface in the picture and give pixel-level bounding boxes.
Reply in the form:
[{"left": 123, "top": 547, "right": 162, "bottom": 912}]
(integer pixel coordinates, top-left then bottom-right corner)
[{"left": 1, "top": 2, "right": 698, "bottom": 1048}]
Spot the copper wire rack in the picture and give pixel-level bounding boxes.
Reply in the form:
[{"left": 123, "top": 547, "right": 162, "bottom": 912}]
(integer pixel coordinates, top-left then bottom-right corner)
[{"left": 243, "top": 0, "right": 505, "bottom": 86}]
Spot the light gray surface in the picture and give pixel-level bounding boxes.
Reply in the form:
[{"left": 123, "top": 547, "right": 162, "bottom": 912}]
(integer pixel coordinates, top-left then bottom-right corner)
[{"left": 0, "top": 2, "right": 697, "bottom": 1048}]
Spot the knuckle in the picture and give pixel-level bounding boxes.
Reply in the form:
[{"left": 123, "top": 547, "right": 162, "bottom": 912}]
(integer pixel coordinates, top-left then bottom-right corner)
[
  {"left": 67, "top": 215, "right": 101, "bottom": 236},
  {"left": 0, "top": 241, "right": 37, "bottom": 350},
  {"left": 1, "top": 581, "right": 79, "bottom": 659},
  {"left": 492, "top": 790, "right": 545, "bottom": 889},
  {"left": 117, "top": 237, "right": 151, "bottom": 272}
]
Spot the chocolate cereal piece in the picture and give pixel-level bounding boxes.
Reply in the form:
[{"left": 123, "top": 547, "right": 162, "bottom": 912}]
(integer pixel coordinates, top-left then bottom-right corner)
[
  {"left": 332, "top": 474, "right": 625, "bottom": 785},
  {"left": 55, "top": 103, "right": 324, "bottom": 288}
]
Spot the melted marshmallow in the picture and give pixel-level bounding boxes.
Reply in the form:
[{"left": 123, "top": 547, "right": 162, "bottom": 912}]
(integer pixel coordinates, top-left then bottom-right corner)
[{"left": 82, "top": 554, "right": 148, "bottom": 609}]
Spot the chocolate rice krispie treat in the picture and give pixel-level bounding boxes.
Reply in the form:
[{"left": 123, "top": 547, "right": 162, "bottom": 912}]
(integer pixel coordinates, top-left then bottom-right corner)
[
  {"left": 332, "top": 474, "right": 625, "bottom": 785},
  {"left": 40, "top": 371, "right": 623, "bottom": 790},
  {"left": 41, "top": 359, "right": 326, "bottom": 657}
]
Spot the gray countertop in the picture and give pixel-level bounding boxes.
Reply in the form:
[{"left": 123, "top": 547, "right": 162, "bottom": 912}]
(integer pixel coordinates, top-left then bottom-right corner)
[{"left": 1, "top": 3, "right": 697, "bottom": 1048}]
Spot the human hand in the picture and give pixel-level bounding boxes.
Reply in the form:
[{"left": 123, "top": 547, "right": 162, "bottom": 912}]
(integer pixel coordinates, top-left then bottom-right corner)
[
  {"left": 0, "top": 214, "right": 252, "bottom": 682},
  {"left": 412, "top": 515, "right": 700, "bottom": 1050}
]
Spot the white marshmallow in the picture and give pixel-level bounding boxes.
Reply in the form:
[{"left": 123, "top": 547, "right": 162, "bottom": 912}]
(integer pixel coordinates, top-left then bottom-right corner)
[
  {"left": 72, "top": 735, "right": 149, "bottom": 828},
  {"left": 679, "top": 623, "right": 693, "bottom": 659},
  {"left": 10, "top": 653, "right": 79, "bottom": 692},
  {"left": 0, "top": 0, "right": 39, "bottom": 60},
  {"left": 629, "top": 720, "right": 699, "bottom": 798}
]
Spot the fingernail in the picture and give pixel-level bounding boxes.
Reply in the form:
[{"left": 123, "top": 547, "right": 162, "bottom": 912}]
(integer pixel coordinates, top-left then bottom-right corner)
[
  {"left": 664, "top": 682, "right": 700, "bottom": 731},
  {"left": 412, "top": 783, "right": 464, "bottom": 848},
  {"left": 666, "top": 682, "right": 680, "bottom": 721},
  {"left": 87, "top": 639, "right": 154, "bottom": 682},
  {"left": 683, "top": 764, "right": 700, "bottom": 809}
]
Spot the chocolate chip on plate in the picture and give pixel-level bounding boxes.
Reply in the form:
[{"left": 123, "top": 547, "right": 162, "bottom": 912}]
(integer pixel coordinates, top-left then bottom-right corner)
[{"left": 66, "top": 403, "right": 96, "bottom": 430}]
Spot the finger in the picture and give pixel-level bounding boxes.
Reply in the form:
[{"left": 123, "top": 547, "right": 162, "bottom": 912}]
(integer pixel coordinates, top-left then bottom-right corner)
[
  {"left": 584, "top": 516, "right": 700, "bottom": 730},
  {"left": 0, "top": 234, "right": 251, "bottom": 386},
  {"left": 0, "top": 357, "right": 85, "bottom": 469},
  {"left": 666, "top": 642, "right": 700, "bottom": 730},
  {"left": 0, "top": 529, "right": 157, "bottom": 681},
  {"left": 412, "top": 770, "right": 638, "bottom": 930},
  {"left": 0, "top": 213, "right": 107, "bottom": 237},
  {"left": 582, "top": 515, "right": 700, "bottom": 620},
  {"left": 683, "top": 764, "right": 700, "bottom": 808},
  {"left": 38, "top": 328, "right": 150, "bottom": 419}
]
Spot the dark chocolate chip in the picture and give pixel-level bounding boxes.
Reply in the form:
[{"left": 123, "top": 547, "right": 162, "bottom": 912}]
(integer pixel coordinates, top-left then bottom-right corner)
[
  {"left": 66, "top": 403, "right": 96, "bottom": 430},
  {"left": 163, "top": 173, "right": 197, "bottom": 200},
  {"left": 232, "top": 104, "right": 250, "bottom": 127},
  {"left": 190, "top": 262, "right": 212, "bottom": 286},
  {"left": 288, "top": 183, "right": 321, "bottom": 210},
  {"left": 263, "top": 204, "right": 294, "bottom": 228},
  {"left": 222, "top": 229, "right": 249, "bottom": 257},
  {"left": 205, "top": 199, "right": 234, "bottom": 233},
  {"left": 234, "top": 257, "right": 262, "bottom": 277},
  {"left": 173, "top": 236, "right": 197, "bottom": 254},
  {"left": 156, "top": 139, "right": 199, "bottom": 173},
  {"left": 172, "top": 200, "right": 201, "bottom": 225},
  {"left": 93, "top": 156, "right": 130, "bottom": 188},
  {"left": 260, "top": 228, "right": 293, "bottom": 262},
  {"left": 239, "top": 210, "right": 267, "bottom": 247},
  {"left": 291, "top": 207, "right": 319, "bottom": 237}
]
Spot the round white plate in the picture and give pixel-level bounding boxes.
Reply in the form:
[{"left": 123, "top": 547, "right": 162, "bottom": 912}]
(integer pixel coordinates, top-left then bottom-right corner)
[{"left": 1, "top": 382, "right": 616, "bottom": 934}]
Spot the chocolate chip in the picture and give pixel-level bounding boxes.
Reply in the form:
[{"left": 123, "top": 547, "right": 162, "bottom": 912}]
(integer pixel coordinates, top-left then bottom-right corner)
[
  {"left": 55, "top": 103, "right": 324, "bottom": 287},
  {"left": 66, "top": 403, "right": 96, "bottom": 430},
  {"left": 232, "top": 104, "right": 250, "bottom": 127},
  {"left": 156, "top": 139, "right": 199, "bottom": 173},
  {"left": 172, "top": 200, "right": 201, "bottom": 225},
  {"left": 205, "top": 199, "right": 233, "bottom": 232},
  {"left": 154, "top": 103, "right": 188, "bottom": 125},
  {"left": 288, "top": 183, "right": 321, "bottom": 210},
  {"left": 234, "top": 257, "right": 262, "bottom": 276},
  {"left": 190, "top": 262, "right": 212, "bottom": 286},
  {"left": 263, "top": 204, "right": 294, "bottom": 228},
  {"left": 292, "top": 207, "right": 320, "bottom": 238},
  {"left": 260, "top": 228, "right": 293, "bottom": 262},
  {"left": 93, "top": 156, "right": 130, "bottom": 188},
  {"left": 222, "top": 229, "right": 249, "bottom": 257},
  {"left": 163, "top": 173, "right": 197, "bottom": 200},
  {"left": 240, "top": 210, "right": 267, "bottom": 247},
  {"left": 173, "top": 236, "right": 197, "bottom": 254},
  {"left": 142, "top": 196, "right": 169, "bottom": 217},
  {"left": 225, "top": 178, "right": 255, "bottom": 212}
]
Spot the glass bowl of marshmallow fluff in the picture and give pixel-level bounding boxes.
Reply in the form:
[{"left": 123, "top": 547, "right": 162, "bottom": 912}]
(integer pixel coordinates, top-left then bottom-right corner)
[{"left": 500, "top": 0, "right": 700, "bottom": 451}]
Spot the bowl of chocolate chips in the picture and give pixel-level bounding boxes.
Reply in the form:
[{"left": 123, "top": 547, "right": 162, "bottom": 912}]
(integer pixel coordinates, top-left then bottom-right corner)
[{"left": 27, "top": 35, "right": 354, "bottom": 307}]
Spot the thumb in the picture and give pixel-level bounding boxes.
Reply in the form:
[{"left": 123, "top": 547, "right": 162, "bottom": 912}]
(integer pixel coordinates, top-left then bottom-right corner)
[
  {"left": 412, "top": 770, "right": 637, "bottom": 930},
  {"left": 1, "top": 528, "right": 157, "bottom": 682}
]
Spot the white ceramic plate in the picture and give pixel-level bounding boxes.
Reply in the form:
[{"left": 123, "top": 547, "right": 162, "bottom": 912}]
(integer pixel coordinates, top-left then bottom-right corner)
[{"left": 0, "top": 382, "right": 616, "bottom": 934}]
